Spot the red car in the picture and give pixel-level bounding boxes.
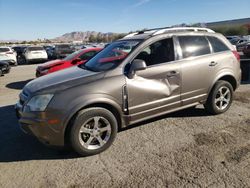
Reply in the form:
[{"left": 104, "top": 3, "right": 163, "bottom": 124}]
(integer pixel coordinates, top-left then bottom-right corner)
[{"left": 36, "top": 48, "right": 102, "bottom": 77}]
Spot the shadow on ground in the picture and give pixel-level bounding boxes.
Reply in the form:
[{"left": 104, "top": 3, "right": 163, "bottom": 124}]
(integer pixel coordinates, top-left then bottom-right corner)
[
  {"left": 0, "top": 105, "right": 78, "bottom": 163},
  {"left": 121, "top": 107, "right": 210, "bottom": 132},
  {"left": 5, "top": 79, "right": 33, "bottom": 90},
  {"left": 0, "top": 104, "right": 210, "bottom": 162}
]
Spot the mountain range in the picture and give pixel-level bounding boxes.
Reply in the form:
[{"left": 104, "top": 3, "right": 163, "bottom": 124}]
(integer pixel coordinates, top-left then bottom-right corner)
[{"left": 52, "top": 31, "right": 120, "bottom": 42}]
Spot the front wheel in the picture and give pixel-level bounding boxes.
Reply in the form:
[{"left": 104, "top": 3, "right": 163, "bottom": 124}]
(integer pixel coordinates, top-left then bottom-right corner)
[
  {"left": 204, "top": 80, "right": 233, "bottom": 115},
  {"left": 70, "top": 107, "right": 118, "bottom": 156}
]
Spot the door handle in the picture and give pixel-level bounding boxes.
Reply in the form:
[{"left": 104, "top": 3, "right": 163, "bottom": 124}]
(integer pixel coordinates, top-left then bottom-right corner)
[
  {"left": 166, "top": 71, "right": 179, "bottom": 77},
  {"left": 209, "top": 61, "right": 218, "bottom": 66}
]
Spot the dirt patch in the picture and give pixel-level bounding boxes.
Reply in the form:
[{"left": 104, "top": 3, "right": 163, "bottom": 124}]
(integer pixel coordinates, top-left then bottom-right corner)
[
  {"left": 234, "top": 91, "right": 250, "bottom": 103},
  {"left": 194, "top": 131, "right": 236, "bottom": 147},
  {"left": 225, "top": 145, "right": 250, "bottom": 163}
]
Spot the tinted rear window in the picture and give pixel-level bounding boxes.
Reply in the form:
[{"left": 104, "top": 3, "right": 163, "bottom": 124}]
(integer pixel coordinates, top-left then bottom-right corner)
[
  {"left": 0, "top": 48, "right": 10, "bottom": 52},
  {"left": 178, "top": 36, "right": 211, "bottom": 58},
  {"left": 207, "top": 36, "right": 230, "bottom": 53},
  {"left": 27, "top": 47, "right": 44, "bottom": 51}
]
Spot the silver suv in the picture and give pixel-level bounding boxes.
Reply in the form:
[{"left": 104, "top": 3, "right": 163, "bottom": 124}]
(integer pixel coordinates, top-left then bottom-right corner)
[{"left": 16, "top": 27, "right": 241, "bottom": 156}]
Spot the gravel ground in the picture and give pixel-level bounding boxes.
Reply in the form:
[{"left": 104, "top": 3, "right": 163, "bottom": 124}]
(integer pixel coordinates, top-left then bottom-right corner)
[{"left": 0, "top": 65, "right": 250, "bottom": 188}]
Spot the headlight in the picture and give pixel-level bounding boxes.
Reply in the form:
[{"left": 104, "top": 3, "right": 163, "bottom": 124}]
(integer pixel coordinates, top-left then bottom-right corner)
[{"left": 26, "top": 94, "right": 54, "bottom": 112}]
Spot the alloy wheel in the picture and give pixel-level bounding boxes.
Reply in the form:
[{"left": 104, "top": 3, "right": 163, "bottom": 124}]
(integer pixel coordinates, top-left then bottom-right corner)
[
  {"left": 78, "top": 116, "right": 112, "bottom": 150},
  {"left": 214, "top": 86, "right": 231, "bottom": 110}
]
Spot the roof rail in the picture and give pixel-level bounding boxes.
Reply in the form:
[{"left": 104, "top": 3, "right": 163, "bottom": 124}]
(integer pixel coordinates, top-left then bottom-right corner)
[
  {"left": 152, "top": 27, "right": 215, "bottom": 35},
  {"left": 123, "top": 27, "right": 215, "bottom": 38},
  {"left": 123, "top": 30, "right": 158, "bottom": 38}
]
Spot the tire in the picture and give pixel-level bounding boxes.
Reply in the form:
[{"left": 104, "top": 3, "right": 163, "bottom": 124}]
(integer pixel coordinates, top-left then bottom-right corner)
[
  {"left": 70, "top": 107, "right": 118, "bottom": 156},
  {"left": 0, "top": 69, "right": 3, "bottom": 76},
  {"left": 204, "top": 80, "right": 233, "bottom": 115},
  {"left": 25, "top": 59, "right": 29, "bottom": 64}
]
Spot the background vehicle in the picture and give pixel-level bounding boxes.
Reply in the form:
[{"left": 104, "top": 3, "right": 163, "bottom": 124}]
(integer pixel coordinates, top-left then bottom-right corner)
[
  {"left": 236, "top": 40, "right": 250, "bottom": 52},
  {"left": 0, "top": 47, "right": 17, "bottom": 65},
  {"left": 36, "top": 48, "right": 102, "bottom": 77},
  {"left": 229, "top": 38, "right": 250, "bottom": 51},
  {"left": 54, "top": 44, "right": 74, "bottom": 59},
  {"left": 226, "top": 36, "right": 240, "bottom": 41},
  {"left": 12, "top": 46, "right": 27, "bottom": 64},
  {"left": 0, "top": 61, "right": 10, "bottom": 76},
  {"left": 243, "top": 43, "right": 250, "bottom": 57},
  {"left": 24, "top": 46, "right": 48, "bottom": 64},
  {"left": 43, "top": 45, "right": 56, "bottom": 60},
  {"left": 16, "top": 28, "right": 241, "bottom": 156}
]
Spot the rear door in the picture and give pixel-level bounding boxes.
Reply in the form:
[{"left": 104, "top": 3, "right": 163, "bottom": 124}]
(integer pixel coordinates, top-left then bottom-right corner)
[
  {"left": 125, "top": 37, "right": 181, "bottom": 123},
  {"left": 176, "top": 35, "right": 214, "bottom": 105}
]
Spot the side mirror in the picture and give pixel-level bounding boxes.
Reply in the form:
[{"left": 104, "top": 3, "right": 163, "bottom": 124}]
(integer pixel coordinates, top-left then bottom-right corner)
[
  {"left": 128, "top": 59, "right": 147, "bottom": 78},
  {"left": 71, "top": 58, "right": 81, "bottom": 64}
]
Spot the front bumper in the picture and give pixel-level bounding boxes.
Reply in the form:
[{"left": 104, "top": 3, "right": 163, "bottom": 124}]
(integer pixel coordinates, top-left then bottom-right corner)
[
  {"left": 36, "top": 70, "right": 47, "bottom": 77},
  {"left": 15, "top": 102, "right": 65, "bottom": 147}
]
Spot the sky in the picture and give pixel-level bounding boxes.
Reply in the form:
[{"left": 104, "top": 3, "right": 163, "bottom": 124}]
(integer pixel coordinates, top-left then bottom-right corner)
[{"left": 0, "top": 0, "right": 249, "bottom": 40}]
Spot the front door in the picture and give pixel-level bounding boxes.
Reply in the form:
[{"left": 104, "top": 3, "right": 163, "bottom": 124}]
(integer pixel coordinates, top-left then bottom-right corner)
[{"left": 125, "top": 38, "right": 181, "bottom": 123}]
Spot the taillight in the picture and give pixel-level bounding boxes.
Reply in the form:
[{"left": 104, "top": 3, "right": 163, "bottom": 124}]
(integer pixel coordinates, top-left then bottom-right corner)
[{"left": 232, "top": 51, "right": 240, "bottom": 62}]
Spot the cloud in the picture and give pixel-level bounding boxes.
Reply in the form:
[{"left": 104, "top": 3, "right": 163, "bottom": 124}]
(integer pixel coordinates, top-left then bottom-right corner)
[{"left": 132, "top": 0, "right": 152, "bottom": 8}]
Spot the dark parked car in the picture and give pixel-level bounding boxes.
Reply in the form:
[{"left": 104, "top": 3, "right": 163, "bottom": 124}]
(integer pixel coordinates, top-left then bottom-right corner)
[
  {"left": 43, "top": 46, "right": 56, "bottom": 60},
  {"left": 12, "top": 46, "right": 27, "bottom": 65},
  {"left": 0, "top": 61, "right": 11, "bottom": 76},
  {"left": 243, "top": 43, "right": 250, "bottom": 57},
  {"left": 16, "top": 27, "right": 241, "bottom": 156},
  {"left": 54, "top": 44, "right": 74, "bottom": 59}
]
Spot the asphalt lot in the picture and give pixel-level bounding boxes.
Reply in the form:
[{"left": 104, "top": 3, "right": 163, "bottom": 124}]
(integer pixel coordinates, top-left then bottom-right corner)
[{"left": 0, "top": 65, "right": 250, "bottom": 188}]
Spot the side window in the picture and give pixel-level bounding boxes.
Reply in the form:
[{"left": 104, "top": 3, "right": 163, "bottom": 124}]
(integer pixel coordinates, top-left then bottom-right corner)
[
  {"left": 135, "top": 38, "right": 175, "bottom": 66},
  {"left": 178, "top": 36, "right": 211, "bottom": 58},
  {"left": 207, "top": 36, "right": 229, "bottom": 53},
  {"left": 79, "top": 51, "right": 98, "bottom": 60}
]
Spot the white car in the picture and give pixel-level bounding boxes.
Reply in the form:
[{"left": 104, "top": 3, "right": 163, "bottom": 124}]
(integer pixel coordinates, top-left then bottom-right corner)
[
  {"left": 0, "top": 47, "right": 17, "bottom": 65},
  {"left": 24, "top": 46, "right": 48, "bottom": 63}
]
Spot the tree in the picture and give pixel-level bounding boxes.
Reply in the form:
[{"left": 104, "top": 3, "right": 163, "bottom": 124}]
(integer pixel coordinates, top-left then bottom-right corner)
[{"left": 210, "top": 25, "right": 248, "bottom": 36}]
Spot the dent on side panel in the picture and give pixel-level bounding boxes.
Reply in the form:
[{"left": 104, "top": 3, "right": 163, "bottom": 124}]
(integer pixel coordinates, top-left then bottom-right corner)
[{"left": 126, "top": 74, "right": 180, "bottom": 109}]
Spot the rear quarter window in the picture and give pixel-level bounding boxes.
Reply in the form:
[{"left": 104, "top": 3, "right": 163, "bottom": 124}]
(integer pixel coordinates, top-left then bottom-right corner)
[
  {"left": 27, "top": 47, "right": 44, "bottom": 51},
  {"left": 207, "top": 36, "right": 230, "bottom": 53},
  {"left": 178, "top": 36, "right": 211, "bottom": 58}
]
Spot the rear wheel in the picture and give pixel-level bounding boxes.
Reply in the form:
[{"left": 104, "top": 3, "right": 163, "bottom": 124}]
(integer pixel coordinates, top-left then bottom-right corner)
[
  {"left": 0, "top": 69, "right": 3, "bottom": 76},
  {"left": 70, "top": 107, "right": 118, "bottom": 156},
  {"left": 204, "top": 80, "right": 233, "bottom": 115}
]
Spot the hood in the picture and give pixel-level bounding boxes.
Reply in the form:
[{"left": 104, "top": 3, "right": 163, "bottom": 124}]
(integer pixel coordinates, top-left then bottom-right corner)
[
  {"left": 25, "top": 66, "right": 104, "bottom": 94},
  {"left": 39, "top": 59, "right": 67, "bottom": 68}
]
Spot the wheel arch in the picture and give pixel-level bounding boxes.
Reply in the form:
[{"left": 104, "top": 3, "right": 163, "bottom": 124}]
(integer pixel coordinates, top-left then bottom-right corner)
[
  {"left": 64, "top": 100, "right": 124, "bottom": 146},
  {"left": 208, "top": 73, "right": 237, "bottom": 96}
]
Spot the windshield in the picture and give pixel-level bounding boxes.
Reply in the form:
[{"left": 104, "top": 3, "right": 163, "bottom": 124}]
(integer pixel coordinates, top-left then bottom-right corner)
[
  {"left": 63, "top": 50, "right": 82, "bottom": 61},
  {"left": 80, "top": 40, "right": 141, "bottom": 72}
]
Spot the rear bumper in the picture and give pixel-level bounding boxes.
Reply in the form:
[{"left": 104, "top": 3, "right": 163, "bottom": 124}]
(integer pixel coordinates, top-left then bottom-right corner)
[
  {"left": 15, "top": 102, "right": 65, "bottom": 147},
  {"left": 27, "top": 58, "right": 48, "bottom": 62}
]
